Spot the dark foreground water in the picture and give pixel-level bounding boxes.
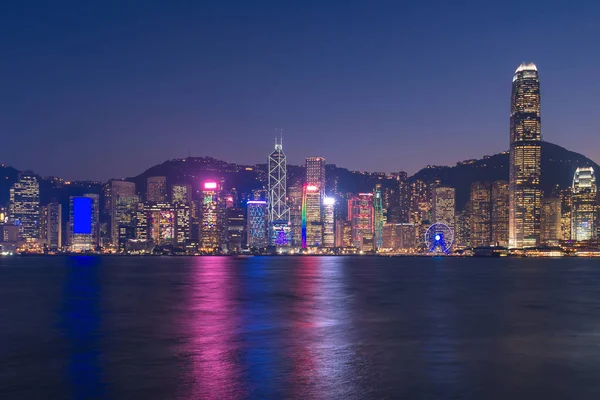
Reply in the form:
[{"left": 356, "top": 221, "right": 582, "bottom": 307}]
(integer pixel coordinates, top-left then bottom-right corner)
[{"left": 2, "top": 257, "right": 600, "bottom": 399}]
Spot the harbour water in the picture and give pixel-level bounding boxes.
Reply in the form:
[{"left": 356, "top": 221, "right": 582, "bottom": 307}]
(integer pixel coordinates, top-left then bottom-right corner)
[{"left": 2, "top": 256, "right": 600, "bottom": 399}]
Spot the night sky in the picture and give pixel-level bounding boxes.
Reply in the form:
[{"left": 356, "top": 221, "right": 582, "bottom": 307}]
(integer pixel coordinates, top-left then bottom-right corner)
[{"left": 1, "top": 1, "right": 599, "bottom": 181}]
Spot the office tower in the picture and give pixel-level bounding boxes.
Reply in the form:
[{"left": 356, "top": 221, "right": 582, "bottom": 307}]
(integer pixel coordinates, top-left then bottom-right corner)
[
  {"left": 541, "top": 197, "right": 561, "bottom": 245},
  {"left": 9, "top": 173, "right": 40, "bottom": 240},
  {"left": 572, "top": 167, "right": 597, "bottom": 241},
  {"left": 509, "top": 62, "right": 542, "bottom": 248},
  {"left": 135, "top": 202, "right": 148, "bottom": 241},
  {"left": 382, "top": 223, "right": 416, "bottom": 251},
  {"left": 200, "top": 181, "right": 220, "bottom": 250},
  {"left": 373, "top": 185, "right": 384, "bottom": 249},
  {"left": 114, "top": 195, "right": 139, "bottom": 246},
  {"left": 147, "top": 203, "right": 175, "bottom": 246},
  {"left": 247, "top": 200, "right": 269, "bottom": 248},
  {"left": 432, "top": 186, "right": 455, "bottom": 231},
  {"left": 387, "top": 171, "right": 411, "bottom": 223},
  {"left": 46, "top": 201, "right": 62, "bottom": 251},
  {"left": 147, "top": 176, "right": 167, "bottom": 203},
  {"left": 109, "top": 180, "right": 136, "bottom": 244},
  {"left": 335, "top": 220, "right": 347, "bottom": 247},
  {"left": 491, "top": 181, "right": 509, "bottom": 246},
  {"left": 322, "top": 197, "right": 335, "bottom": 247},
  {"left": 268, "top": 138, "right": 290, "bottom": 245},
  {"left": 454, "top": 210, "right": 470, "bottom": 249},
  {"left": 225, "top": 207, "right": 244, "bottom": 252},
  {"left": 560, "top": 188, "right": 572, "bottom": 240},
  {"left": 171, "top": 183, "right": 192, "bottom": 204},
  {"left": 189, "top": 200, "right": 201, "bottom": 244},
  {"left": 174, "top": 203, "right": 191, "bottom": 247},
  {"left": 409, "top": 180, "right": 430, "bottom": 224},
  {"left": 288, "top": 183, "right": 303, "bottom": 247},
  {"left": 302, "top": 185, "right": 322, "bottom": 247},
  {"left": 348, "top": 193, "right": 374, "bottom": 251},
  {"left": 69, "top": 194, "right": 99, "bottom": 252},
  {"left": 306, "top": 157, "right": 326, "bottom": 196},
  {"left": 469, "top": 182, "right": 492, "bottom": 247}
]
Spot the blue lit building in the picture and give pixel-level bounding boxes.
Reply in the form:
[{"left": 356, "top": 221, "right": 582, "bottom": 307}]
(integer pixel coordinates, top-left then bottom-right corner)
[{"left": 69, "top": 194, "right": 100, "bottom": 252}]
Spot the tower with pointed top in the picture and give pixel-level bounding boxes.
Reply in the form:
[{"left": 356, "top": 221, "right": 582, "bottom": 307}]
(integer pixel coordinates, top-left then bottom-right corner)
[
  {"left": 268, "top": 138, "right": 290, "bottom": 245},
  {"left": 509, "top": 62, "right": 542, "bottom": 248}
]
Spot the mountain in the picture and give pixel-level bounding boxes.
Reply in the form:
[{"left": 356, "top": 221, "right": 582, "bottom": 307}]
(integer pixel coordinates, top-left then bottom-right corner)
[
  {"left": 411, "top": 141, "right": 599, "bottom": 209},
  {"left": 0, "top": 141, "right": 596, "bottom": 212}
]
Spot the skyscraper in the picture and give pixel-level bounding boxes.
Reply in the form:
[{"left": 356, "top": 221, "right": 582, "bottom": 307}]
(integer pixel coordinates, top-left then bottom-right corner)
[
  {"left": 509, "top": 62, "right": 542, "bottom": 248},
  {"left": 46, "top": 201, "right": 62, "bottom": 251},
  {"left": 302, "top": 184, "right": 322, "bottom": 247},
  {"left": 147, "top": 176, "right": 167, "bottom": 203},
  {"left": 247, "top": 200, "right": 268, "bottom": 248},
  {"left": 432, "top": 186, "right": 455, "bottom": 231},
  {"left": 171, "top": 183, "right": 192, "bottom": 204},
  {"left": 306, "top": 157, "right": 326, "bottom": 196},
  {"left": 109, "top": 180, "right": 136, "bottom": 244},
  {"left": 572, "top": 167, "right": 596, "bottom": 241},
  {"left": 9, "top": 173, "right": 40, "bottom": 240},
  {"left": 491, "top": 181, "right": 509, "bottom": 247},
  {"left": 225, "top": 207, "right": 244, "bottom": 252},
  {"left": 200, "top": 181, "right": 220, "bottom": 250},
  {"left": 373, "top": 184, "right": 385, "bottom": 249},
  {"left": 69, "top": 194, "right": 99, "bottom": 252},
  {"left": 268, "top": 138, "right": 290, "bottom": 245},
  {"left": 541, "top": 197, "right": 561, "bottom": 245},
  {"left": 469, "top": 182, "right": 492, "bottom": 247},
  {"left": 322, "top": 197, "right": 335, "bottom": 247},
  {"left": 348, "top": 193, "right": 374, "bottom": 251}
]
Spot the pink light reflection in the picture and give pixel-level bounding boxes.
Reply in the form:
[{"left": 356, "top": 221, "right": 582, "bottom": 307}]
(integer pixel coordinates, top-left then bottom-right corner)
[{"left": 187, "top": 257, "right": 244, "bottom": 399}]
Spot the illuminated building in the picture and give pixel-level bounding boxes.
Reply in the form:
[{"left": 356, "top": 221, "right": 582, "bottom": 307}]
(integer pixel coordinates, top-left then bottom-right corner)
[
  {"left": 46, "top": 201, "right": 62, "bottom": 251},
  {"left": 432, "top": 186, "right": 455, "bottom": 231},
  {"left": 69, "top": 194, "right": 99, "bottom": 252},
  {"left": 225, "top": 207, "right": 244, "bottom": 252},
  {"left": 373, "top": 185, "right": 384, "bottom": 249},
  {"left": 509, "top": 62, "right": 542, "bottom": 248},
  {"left": 247, "top": 200, "right": 268, "bottom": 248},
  {"left": 454, "top": 210, "right": 470, "bottom": 249},
  {"left": 268, "top": 138, "right": 290, "bottom": 245},
  {"left": 572, "top": 167, "right": 596, "bottom": 241},
  {"left": 348, "top": 193, "right": 374, "bottom": 251},
  {"left": 200, "top": 181, "right": 220, "bottom": 250},
  {"left": 114, "top": 195, "right": 139, "bottom": 246},
  {"left": 491, "top": 181, "right": 509, "bottom": 246},
  {"left": 469, "top": 182, "right": 492, "bottom": 247},
  {"left": 147, "top": 203, "right": 175, "bottom": 246},
  {"left": 560, "top": 188, "right": 572, "bottom": 240},
  {"left": 146, "top": 176, "right": 167, "bottom": 203},
  {"left": 9, "top": 173, "right": 40, "bottom": 240},
  {"left": 306, "top": 157, "right": 326, "bottom": 197},
  {"left": 409, "top": 180, "right": 430, "bottom": 224},
  {"left": 388, "top": 171, "right": 410, "bottom": 223},
  {"left": 335, "top": 220, "right": 352, "bottom": 248},
  {"left": 541, "top": 197, "right": 561, "bottom": 245},
  {"left": 135, "top": 202, "right": 148, "bottom": 241},
  {"left": 109, "top": 180, "right": 136, "bottom": 244},
  {"left": 381, "top": 223, "right": 416, "bottom": 251},
  {"left": 174, "top": 203, "right": 191, "bottom": 247},
  {"left": 288, "top": 183, "right": 303, "bottom": 247},
  {"left": 302, "top": 185, "right": 322, "bottom": 247},
  {"left": 171, "top": 183, "right": 192, "bottom": 204},
  {"left": 322, "top": 197, "right": 335, "bottom": 247}
]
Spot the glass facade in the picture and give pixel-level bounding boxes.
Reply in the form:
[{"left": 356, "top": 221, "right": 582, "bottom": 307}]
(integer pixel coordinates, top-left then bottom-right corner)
[
  {"left": 509, "top": 62, "right": 542, "bottom": 248},
  {"left": 572, "top": 167, "right": 596, "bottom": 241}
]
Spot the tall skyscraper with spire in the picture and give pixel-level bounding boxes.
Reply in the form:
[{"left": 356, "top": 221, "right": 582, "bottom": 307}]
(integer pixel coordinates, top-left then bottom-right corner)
[
  {"left": 509, "top": 62, "right": 542, "bottom": 248},
  {"left": 268, "top": 137, "right": 290, "bottom": 245}
]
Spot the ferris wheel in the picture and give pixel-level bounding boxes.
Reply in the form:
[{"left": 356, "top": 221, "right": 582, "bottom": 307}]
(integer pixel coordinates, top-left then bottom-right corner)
[{"left": 425, "top": 223, "right": 454, "bottom": 253}]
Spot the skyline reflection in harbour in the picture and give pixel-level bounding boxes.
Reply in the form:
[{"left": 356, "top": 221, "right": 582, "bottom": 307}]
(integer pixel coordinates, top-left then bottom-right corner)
[{"left": 3, "top": 257, "right": 600, "bottom": 399}]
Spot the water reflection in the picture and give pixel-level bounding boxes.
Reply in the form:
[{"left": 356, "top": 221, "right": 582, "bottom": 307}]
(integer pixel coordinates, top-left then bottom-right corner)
[
  {"left": 187, "top": 257, "right": 244, "bottom": 400},
  {"left": 59, "top": 256, "right": 106, "bottom": 399}
]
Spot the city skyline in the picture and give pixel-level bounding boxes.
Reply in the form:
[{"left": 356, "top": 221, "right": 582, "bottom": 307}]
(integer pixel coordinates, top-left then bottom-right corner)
[{"left": 1, "top": 1, "right": 600, "bottom": 181}]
